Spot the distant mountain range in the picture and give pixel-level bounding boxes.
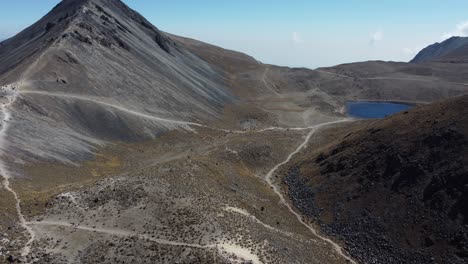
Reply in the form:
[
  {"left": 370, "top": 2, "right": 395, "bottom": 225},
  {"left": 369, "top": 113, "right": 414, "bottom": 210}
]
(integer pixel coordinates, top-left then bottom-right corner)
[{"left": 412, "top": 36, "right": 468, "bottom": 63}]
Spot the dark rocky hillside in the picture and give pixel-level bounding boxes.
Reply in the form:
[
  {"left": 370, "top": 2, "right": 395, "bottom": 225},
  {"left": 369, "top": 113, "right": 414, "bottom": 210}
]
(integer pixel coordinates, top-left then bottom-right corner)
[{"left": 284, "top": 95, "right": 468, "bottom": 263}]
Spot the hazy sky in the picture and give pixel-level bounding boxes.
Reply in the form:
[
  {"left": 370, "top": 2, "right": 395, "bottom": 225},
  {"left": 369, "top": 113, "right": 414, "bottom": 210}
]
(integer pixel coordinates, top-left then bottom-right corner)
[{"left": 2, "top": 0, "right": 468, "bottom": 68}]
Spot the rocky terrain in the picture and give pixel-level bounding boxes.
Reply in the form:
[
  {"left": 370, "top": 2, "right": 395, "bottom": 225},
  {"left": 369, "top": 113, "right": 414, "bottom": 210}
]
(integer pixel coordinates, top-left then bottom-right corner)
[
  {"left": 1, "top": 0, "right": 468, "bottom": 263},
  {"left": 282, "top": 95, "right": 468, "bottom": 264}
]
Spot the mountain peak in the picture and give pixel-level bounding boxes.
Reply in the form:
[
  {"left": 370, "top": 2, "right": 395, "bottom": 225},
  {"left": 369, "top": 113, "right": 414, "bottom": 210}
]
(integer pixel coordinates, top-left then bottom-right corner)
[
  {"left": 58, "top": 0, "right": 122, "bottom": 9},
  {"left": 0, "top": 0, "right": 173, "bottom": 78},
  {"left": 63, "top": 0, "right": 172, "bottom": 53}
]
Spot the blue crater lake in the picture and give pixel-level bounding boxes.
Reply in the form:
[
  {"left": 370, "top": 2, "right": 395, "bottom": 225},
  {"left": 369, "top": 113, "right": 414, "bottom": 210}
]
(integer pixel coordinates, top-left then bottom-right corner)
[{"left": 346, "top": 101, "right": 414, "bottom": 119}]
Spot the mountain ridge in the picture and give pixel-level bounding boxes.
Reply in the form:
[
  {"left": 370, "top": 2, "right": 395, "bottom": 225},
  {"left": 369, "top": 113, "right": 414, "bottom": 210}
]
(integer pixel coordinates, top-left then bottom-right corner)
[{"left": 411, "top": 36, "right": 468, "bottom": 63}]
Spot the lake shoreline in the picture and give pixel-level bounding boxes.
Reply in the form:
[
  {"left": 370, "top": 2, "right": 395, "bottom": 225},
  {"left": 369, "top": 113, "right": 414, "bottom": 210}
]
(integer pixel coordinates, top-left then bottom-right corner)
[{"left": 346, "top": 101, "right": 415, "bottom": 119}]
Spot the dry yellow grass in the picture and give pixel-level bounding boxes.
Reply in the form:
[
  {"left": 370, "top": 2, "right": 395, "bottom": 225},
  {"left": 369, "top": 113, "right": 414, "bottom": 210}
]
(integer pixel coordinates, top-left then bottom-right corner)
[{"left": 13, "top": 145, "right": 124, "bottom": 217}]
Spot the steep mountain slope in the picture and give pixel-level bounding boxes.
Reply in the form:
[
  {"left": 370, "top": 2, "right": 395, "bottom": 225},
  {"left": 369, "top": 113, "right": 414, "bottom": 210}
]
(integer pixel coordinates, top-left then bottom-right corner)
[
  {"left": 282, "top": 95, "right": 468, "bottom": 263},
  {"left": 0, "top": 0, "right": 234, "bottom": 164},
  {"left": 411, "top": 36, "right": 468, "bottom": 63}
]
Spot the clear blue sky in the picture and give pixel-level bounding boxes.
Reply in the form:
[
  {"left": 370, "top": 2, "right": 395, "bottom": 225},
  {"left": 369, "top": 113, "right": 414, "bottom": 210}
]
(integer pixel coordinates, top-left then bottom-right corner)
[{"left": 2, "top": 0, "right": 468, "bottom": 68}]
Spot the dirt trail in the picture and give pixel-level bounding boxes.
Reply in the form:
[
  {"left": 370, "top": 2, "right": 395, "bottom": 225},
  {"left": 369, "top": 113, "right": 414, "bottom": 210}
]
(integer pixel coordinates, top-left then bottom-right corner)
[
  {"left": 20, "top": 90, "right": 204, "bottom": 128},
  {"left": 0, "top": 84, "right": 35, "bottom": 257},
  {"left": 223, "top": 206, "right": 293, "bottom": 237},
  {"left": 262, "top": 67, "right": 281, "bottom": 96},
  {"left": 362, "top": 77, "right": 468, "bottom": 85},
  {"left": 315, "top": 70, "right": 352, "bottom": 78},
  {"left": 18, "top": 90, "right": 319, "bottom": 134},
  {"left": 28, "top": 221, "right": 263, "bottom": 264},
  {"left": 264, "top": 119, "right": 357, "bottom": 264},
  {"left": 28, "top": 220, "right": 213, "bottom": 248},
  {"left": 316, "top": 70, "right": 468, "bottom": 86}
]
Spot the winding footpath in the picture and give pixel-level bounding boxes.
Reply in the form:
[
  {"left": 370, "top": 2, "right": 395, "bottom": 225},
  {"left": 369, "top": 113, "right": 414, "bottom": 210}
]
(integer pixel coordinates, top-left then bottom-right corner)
[
  {"left": 0, "top": 85, "right": 36, "bottom": 258},
  {"left": 264, "top": 119, "right": 357, "bottom": 264},
  {"left": 3, "top": 84, "right": 356, "bottom": 262}
]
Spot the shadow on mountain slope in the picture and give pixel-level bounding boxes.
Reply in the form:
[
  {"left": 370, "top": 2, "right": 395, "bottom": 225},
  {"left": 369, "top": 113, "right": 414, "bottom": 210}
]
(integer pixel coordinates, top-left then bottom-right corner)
[{"left": 284, "top": 95, "right": 468, "bottom": 264}]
